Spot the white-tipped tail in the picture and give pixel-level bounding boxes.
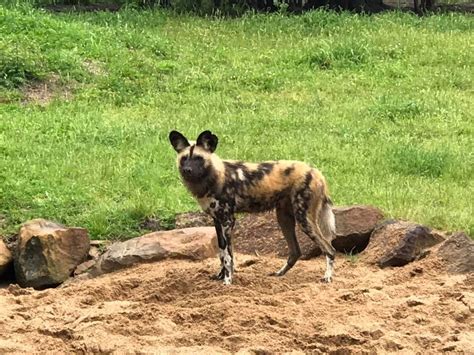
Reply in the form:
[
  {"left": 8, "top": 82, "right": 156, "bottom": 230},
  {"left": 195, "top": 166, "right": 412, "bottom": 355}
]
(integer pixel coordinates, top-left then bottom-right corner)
[{"left": 319, "top": 200, "right": 336, "bottom": 241}]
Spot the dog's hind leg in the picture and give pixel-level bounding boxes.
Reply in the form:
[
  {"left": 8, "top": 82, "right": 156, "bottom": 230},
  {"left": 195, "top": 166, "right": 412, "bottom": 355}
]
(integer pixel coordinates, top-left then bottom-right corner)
[
  {"left": 317, "top": 200, "right": 336, "bottom": 282},
  {"left": 294, "top": 197, "right": 336, "bottom": 283},
  {"left": 272, "top": 202, "right": 301, "bottom": 277}
]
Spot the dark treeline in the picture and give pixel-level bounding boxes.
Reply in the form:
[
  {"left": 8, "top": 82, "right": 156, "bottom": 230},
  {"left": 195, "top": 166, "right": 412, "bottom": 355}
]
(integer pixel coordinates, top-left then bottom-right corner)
[{"left": 32, "top": 0, "right": 394, "bottom": 15}]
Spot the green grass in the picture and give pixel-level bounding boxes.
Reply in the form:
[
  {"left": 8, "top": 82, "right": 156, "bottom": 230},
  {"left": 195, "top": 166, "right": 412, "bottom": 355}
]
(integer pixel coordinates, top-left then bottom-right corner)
[
  {"left": 0, "top": 5, "right": 473, "bottom": 239},
  {"left": 344, "top": 251, "right": 360, "bottom": 265}
]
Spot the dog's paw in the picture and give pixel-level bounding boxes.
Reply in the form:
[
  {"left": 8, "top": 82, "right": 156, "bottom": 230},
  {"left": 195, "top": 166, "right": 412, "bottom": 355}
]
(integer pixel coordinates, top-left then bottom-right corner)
[
  {"left": 321, "top": 276, "right": 332, "bottom": 283},
  {"left": 269, "top": 271, "right": 284, "bottom": 277},
  {"left": 210, "top": 270, "right": 225, "bottom": 281}
]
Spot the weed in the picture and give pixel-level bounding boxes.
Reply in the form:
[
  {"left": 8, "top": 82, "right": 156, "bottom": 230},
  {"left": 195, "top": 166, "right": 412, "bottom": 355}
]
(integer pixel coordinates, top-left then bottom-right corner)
[{"left": 345, "top": 251, "right": 359, "bottom": 265}]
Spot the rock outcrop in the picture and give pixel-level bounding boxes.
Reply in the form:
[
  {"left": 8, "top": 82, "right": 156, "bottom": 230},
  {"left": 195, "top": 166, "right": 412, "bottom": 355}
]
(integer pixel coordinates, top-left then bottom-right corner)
[
  {"left": 74, "top": 240, "right": 110, "bottom": 276},
  {"left": 90, "top": 227, "right": 217, "bottom": 276},
  {"left": 331, "top": 205, "right": 384, "bottom": 253},
  {"left": 362, "top": 220, "right": 445, "bottom": 267},
  {"left": 438, "top": 232, "right": 473, "bottom": 273},
  {"left": 14, "top": 219, "right": 90, "bottom": 288}
]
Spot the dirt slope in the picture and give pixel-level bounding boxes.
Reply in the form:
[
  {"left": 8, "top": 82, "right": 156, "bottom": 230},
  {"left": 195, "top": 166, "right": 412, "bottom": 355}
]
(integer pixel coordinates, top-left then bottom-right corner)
[{"left": 0, "top": 250, "right": 472, "bottom": 353}]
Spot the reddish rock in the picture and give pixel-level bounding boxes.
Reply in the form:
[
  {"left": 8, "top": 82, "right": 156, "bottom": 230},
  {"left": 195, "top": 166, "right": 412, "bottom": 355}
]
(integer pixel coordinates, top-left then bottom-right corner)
[
  {"left": 0, "top": 239, "right": 13, "bottom": 277},
  {"left": 438, "top": 232, "right": 473, "bottom": 273},
  {"left": 14, "top": 219, "right": 90, "bottom": 288},
  {"left": 332, "top": 205, "right": 384, "bottom": 253},
  {"left": 72, "top": 240, "right": 107, "bottom": 277},
  {"left": 362, "top": 220, "right": 445, "bottom": 267},
  {"left": 91, "top": 227, "right": 217, "bottom": 276},
  {"left": 74, "top": 260, "right": 97, "bottom": 276}
]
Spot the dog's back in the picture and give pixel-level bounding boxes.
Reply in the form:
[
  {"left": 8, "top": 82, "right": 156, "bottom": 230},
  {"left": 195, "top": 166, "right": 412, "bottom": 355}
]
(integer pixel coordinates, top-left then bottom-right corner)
[{"left": 219, "top": 159, "right": 330, "bottom": 215}]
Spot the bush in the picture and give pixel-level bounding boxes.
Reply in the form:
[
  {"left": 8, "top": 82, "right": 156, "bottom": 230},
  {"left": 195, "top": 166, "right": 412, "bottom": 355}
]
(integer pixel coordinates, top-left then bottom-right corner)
[
  {"left": 0, "top": 46, "right": 44, "bottom": 88},
  {"left": 6, "top": 0, "right": 258, "bottom": 15}
]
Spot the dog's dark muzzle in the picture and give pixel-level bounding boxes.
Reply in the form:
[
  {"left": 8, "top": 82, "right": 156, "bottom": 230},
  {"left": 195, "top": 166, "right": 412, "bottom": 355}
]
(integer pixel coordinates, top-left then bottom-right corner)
[{"left": 180, "top": 168, "right": 202, "bottom": 182}]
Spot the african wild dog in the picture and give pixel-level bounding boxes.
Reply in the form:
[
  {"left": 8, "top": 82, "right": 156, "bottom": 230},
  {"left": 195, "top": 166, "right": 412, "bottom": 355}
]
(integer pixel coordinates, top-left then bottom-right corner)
[{"left": 169, "top": 130, "right": 336, "bottom": 285}]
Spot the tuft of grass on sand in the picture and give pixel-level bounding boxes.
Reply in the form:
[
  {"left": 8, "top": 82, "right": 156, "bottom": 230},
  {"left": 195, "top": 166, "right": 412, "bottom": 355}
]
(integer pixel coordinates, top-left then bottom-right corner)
[{"left": 0, "top": 5, "right": 473, "bottom": 239}]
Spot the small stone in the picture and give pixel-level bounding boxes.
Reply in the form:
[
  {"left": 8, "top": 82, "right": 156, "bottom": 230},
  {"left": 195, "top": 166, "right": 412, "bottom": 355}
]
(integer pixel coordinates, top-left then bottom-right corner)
[
  {"left": 88, "top": 246, "right": 101, "bottom": 260},
  {"left": 407, "top": 299, "right": 424, "bottom": 307},
  {"left": 370, "top": 330, "right": 384, "bottom": 340},
  {"left": 74, "top": 260, "right": 96, "bottom": 276},
  {"left": 409, "top": 267, "right": 423, "bottom": 277}
]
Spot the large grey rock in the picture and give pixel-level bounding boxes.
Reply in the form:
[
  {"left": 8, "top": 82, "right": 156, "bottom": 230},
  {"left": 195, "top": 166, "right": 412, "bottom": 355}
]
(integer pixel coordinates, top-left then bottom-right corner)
[
  {"left": 363, "top": 220, "right": 445, "bottom": 267},
  {"left": 0, "top": 239, "right": 13, "bottom": 277},
  {"left": 14, "top": 219, "right": 90, "bottom": 289},
  {"left": 90, "top": 227, "right": 217, "bottom": 276},
  {"left": 438, "top": 232, "right": 473, "bottom": 273}
]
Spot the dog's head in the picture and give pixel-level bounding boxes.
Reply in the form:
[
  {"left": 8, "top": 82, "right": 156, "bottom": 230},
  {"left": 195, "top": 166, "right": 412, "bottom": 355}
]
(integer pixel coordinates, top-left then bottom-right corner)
[{"left": 169, "top": 130, "right": 218, "bottom": 183}]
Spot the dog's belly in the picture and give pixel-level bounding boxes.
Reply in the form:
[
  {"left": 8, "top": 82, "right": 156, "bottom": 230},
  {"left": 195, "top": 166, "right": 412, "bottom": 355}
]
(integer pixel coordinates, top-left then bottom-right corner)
[{"left": 234, "top": 190, "right": 291, "bottom": 213}]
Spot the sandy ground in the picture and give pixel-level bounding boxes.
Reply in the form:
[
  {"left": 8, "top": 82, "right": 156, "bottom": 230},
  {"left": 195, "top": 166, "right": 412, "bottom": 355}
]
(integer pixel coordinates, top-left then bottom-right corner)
[{"left": 0, "top": 248, "right": 472, "bottom": 354}]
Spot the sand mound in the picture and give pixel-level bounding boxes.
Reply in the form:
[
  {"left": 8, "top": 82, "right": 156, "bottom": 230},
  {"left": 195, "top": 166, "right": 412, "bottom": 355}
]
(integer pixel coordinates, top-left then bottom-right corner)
[{"left": 0, "top": 251, "right": 472, "bottom": 353}]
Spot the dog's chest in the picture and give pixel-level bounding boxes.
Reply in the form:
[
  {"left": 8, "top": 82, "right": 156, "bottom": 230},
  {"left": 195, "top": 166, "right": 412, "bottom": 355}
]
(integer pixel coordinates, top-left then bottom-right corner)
[{"left": 198, "top": 189, "right": 290, "bottom": 216}]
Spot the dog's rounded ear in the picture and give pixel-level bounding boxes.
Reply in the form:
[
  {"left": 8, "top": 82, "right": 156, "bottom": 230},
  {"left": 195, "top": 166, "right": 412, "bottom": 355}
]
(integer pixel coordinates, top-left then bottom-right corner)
[
  {"left": 196, "top": 130, "right": 218, "bottom": 153},
  {"left": 169, "top": 131, "right": 190, "bottom": 153}
]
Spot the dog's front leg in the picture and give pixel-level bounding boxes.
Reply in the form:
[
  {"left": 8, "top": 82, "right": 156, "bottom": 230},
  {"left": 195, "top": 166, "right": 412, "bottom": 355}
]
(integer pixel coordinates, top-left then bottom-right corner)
[
  {"left": 213, "top": 218, "right": 226, "bottom": 281},
  {"left": 213, "top": 213, "right": 235, "bottom": 285}
]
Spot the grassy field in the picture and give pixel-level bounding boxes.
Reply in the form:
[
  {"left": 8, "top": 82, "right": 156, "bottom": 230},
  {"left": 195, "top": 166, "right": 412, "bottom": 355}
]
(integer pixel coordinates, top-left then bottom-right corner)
[{"left": 0, "top": 4, "right": 473, "bottom": 239}]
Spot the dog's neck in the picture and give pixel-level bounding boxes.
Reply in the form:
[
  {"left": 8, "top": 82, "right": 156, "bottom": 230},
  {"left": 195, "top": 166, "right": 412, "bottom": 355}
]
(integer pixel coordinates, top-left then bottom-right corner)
[{"left": 183, "top": 153, "right": 225, "bottom": 199}]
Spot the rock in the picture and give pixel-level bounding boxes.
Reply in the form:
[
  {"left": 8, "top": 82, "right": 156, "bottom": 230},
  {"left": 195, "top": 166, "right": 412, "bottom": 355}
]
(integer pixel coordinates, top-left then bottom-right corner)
[
  {"left": 91, "top": 227, "right": 217, "bottom": 276},
  {"left": 332, "top": 205, "right": 384, "bottom": 253},
  {"left": 14, "top": 219, "right": 90, "bottom": 289},
  {"left": 407, "top": 299, "right": 424, "bottom": 307},
  {"left": 139, "top": 216, "right": 163, "bottom": 231},
  {"left": 7, "top": 283, "right": 33, "bottom": 296},
  {"left": 175, "top": 212, "right": 214, "bottom": 229},
  {"left": 89, "top": 240, "right": 109, "bottom": 259},
  {"left": 74, "top": 259, "right": 97, "bottom": 276},
  {"left": 88, "top": 246, "right": 101, "bottom": 260},
  {"left": 233, "top": 205, "right": 384, "bottom": 259},
  {"left": 90, "top": 239, "right": 110, "bottom": 248},
  {"left": 362, "top": 220, "right": 445, "bottom": 268},
  {"left": 438, "top": 232, "right": 473, "bottom": 273},
  {"left": 0, "top": 239, "right": 13, "bottom": 277},
  {"left": 72, "top": 241, "right": 106, "bottom": 277}
]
